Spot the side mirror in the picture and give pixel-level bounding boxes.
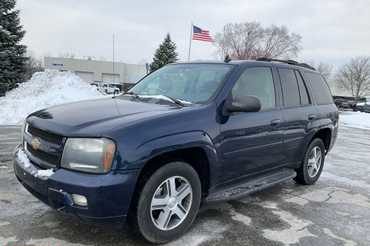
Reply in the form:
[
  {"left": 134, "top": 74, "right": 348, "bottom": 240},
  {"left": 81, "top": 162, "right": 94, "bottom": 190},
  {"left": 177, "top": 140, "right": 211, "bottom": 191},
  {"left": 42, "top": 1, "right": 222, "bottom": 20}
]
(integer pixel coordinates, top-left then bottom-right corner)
[{"left": 226, "top": 95, "right": 261, "bottom": 113}]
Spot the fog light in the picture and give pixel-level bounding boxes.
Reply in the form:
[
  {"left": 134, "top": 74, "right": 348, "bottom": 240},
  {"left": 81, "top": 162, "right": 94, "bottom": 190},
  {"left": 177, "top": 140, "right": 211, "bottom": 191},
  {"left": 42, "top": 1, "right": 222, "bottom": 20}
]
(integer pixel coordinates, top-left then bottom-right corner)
[{"left": 72, "top": 194, "right": 88, "bottom": 207}]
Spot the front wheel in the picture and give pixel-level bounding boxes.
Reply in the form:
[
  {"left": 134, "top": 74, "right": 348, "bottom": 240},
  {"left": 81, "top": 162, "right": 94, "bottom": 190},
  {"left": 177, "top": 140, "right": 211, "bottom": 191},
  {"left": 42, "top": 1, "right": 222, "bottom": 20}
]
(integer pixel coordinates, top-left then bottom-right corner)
[
  {"left": 295, "top": 138, "right": 325, "bottom": 185},
  {"left": 135, "top": 162, "right": 201, "bottom": 244}
]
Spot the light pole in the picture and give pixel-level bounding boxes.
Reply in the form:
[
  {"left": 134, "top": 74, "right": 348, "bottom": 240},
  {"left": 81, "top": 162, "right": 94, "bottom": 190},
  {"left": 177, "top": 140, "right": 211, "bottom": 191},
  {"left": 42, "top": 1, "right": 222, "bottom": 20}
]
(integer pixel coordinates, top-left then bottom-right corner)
[{"left": 112, "top": 33, "right": 115, "bottom": 83}]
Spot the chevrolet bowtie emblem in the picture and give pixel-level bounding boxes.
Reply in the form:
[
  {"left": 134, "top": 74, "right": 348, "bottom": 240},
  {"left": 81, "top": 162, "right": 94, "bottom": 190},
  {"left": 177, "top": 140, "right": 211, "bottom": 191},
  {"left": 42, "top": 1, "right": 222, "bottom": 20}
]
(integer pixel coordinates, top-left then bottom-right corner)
[{"left": 31, "top": 137, "right": 41, "bottom": 150}]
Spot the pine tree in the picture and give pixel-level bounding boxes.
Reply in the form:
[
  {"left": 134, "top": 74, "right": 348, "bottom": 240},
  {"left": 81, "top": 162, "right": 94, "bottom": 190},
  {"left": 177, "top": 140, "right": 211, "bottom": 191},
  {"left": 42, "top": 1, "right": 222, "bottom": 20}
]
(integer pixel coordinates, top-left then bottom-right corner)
[
  {"left": 150, "top": 34, "right": 178, "bottom": 72},
  {"left": 0, "top": 0, "right": 28, "bottom": 95}
]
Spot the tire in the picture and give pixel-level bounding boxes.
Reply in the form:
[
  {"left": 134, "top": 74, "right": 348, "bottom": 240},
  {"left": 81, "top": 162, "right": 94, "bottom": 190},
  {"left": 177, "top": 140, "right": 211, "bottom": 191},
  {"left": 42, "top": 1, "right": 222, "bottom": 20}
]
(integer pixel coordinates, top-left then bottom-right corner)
[
  {"left": 295, "top": 138, "right": 325, "bottom": 185},
  {"left": 134, "top": 162, "right": 202, "bottom": 244}
]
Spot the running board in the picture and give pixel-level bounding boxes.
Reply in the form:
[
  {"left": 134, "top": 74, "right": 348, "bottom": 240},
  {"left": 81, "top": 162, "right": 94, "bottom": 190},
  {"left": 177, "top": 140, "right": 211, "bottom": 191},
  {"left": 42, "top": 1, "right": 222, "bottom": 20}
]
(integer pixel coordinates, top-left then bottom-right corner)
[{"left": 205, "top": 168, "right": 296, "bottom": 203}]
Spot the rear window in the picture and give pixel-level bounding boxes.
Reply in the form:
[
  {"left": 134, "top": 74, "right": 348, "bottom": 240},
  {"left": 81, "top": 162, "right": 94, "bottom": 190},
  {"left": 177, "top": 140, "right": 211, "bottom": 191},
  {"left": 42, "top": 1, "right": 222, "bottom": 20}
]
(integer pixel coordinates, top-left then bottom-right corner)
[
  {"left": 303, "top": 72, "right": 333, "bottom": 105},
  {"left": 278, "top": 68, "right": 300, "bottom": 107}
]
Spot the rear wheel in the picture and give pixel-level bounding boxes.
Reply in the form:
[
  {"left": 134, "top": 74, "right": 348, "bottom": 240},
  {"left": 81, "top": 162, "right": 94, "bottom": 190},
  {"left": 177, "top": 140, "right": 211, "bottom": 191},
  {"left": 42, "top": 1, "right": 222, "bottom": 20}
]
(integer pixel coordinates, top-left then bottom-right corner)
[
  {"left": 295, "top": 138, "right": 325, "bottom": 185},
  {"left": 135, "top": 162, "right": 201, "bottom": 244}
]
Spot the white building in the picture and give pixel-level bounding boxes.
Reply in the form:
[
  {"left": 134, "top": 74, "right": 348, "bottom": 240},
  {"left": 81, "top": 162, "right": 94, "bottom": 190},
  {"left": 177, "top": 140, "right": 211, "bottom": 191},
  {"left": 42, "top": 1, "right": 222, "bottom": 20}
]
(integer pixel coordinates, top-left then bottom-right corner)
[{"left": 44, "top": 57, "right": 148, "bottom": 90}]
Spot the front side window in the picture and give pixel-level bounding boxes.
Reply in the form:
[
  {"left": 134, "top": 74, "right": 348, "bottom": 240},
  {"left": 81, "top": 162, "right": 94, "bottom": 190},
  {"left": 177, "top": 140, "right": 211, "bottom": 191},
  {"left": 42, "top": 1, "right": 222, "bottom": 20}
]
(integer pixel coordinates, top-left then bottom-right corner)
[
  {"left": 232, "top": 67, "right": 276, "bottom": 110},
  {"left": 129, "top": 64, "right": 233, "bottom": 104}
]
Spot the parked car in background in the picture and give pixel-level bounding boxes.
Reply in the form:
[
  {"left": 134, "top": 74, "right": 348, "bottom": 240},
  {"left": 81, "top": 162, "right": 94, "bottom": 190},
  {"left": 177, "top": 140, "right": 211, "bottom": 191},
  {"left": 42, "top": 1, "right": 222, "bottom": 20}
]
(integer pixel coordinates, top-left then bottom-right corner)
[
  {"left": 90, "top": 83, "right": 121, "bottom": 95},
  {"left": 102, "top": 84, "right": 121, "bottom": 94},
  {"left": 13, "top": 59, "right": 338, "bottom": 243},
  {"left": 354, "top": 97, "right": 370, "bottom": 113},
  {"left": 333, "top": 96, "right": 357, "bottom": 110}
]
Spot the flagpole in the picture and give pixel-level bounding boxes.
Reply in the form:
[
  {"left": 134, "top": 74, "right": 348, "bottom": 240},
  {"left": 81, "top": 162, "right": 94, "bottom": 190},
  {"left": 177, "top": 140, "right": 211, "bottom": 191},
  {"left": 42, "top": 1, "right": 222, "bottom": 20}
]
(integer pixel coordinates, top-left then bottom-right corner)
[{"left": 187, "top": 22, "right": 193, "bottom": 61}]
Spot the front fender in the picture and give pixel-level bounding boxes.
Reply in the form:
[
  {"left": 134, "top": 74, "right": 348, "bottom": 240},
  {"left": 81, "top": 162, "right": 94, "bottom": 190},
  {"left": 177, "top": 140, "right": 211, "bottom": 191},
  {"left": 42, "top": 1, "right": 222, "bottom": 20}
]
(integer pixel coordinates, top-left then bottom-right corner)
[
  {"left": 127, "top": 131, "right": 218, "bottom": 184},
  {"left": 139, "top": 131, "right": 217, "bottom": 165}
]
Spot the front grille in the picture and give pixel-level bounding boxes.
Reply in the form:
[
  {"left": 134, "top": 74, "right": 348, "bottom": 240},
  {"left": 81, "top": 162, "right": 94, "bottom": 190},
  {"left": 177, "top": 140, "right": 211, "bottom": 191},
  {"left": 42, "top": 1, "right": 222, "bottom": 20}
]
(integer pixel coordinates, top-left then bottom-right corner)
[
  {"left": 24, "top": 124, "right": 64, "bottom": 169},
  {"left": 28, "top": 125, "right": 63, "bottom": 145},
  {"left": 26, "top": 143, "right": 60, "bottom": 166}
]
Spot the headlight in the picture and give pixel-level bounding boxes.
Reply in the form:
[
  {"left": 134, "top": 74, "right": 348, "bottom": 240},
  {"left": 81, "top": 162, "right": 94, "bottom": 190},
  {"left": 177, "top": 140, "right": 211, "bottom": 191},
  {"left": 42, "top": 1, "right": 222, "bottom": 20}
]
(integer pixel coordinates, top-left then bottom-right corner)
[{"left": 61, "top": 138, "right": 116, "bottom": 173}]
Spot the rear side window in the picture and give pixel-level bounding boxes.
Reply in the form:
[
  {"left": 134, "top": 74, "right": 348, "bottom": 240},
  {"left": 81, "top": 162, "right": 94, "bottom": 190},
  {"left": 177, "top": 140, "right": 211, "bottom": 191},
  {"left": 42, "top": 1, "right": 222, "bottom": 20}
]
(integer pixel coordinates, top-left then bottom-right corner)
[
  {"left": 278, "top": 68, "right": 300, "bottom": 107},
  {"left": 303, "top": 72, "right": 333, "bottom": 105},
  {"left": 232, "top": 67, "right": 275, "bottom": 110},
  {"left": 295, "top": 71, "right": 310, "bottom": 105}
]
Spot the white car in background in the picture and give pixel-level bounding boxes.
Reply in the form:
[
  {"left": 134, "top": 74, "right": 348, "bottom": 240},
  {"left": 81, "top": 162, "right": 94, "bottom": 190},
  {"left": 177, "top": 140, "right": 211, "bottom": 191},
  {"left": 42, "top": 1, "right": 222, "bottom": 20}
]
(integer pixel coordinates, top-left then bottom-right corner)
[
  {"left": 93, "top": 83, "right": 121, "bottom": 95},
  {"left": 103, "top": 84, "right": 120, "bottom": 94}
]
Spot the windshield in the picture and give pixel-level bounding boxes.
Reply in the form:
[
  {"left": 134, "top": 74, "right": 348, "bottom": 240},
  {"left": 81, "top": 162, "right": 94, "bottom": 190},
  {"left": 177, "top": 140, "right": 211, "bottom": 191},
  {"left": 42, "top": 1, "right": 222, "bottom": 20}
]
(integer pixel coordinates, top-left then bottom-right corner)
[{"left": 128, "top": 64, "right": 233, "bottom": 104}]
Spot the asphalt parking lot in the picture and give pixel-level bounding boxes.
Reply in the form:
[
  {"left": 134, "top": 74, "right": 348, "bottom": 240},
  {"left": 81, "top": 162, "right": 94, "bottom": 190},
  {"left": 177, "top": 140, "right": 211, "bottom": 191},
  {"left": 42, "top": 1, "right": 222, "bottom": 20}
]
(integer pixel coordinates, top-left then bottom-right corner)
[{"left": 0, "top": 124, "right": 369, "bottom": 246}]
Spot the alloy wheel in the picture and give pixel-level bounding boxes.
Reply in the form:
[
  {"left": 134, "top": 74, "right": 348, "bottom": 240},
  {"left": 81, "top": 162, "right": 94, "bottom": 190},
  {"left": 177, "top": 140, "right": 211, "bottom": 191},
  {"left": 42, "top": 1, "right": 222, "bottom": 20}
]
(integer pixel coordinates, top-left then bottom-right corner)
[
  {"left": 307, "top": 146, "right": 322, "bottom": 178},
  {"left": 150, "top": 176, "right": 193, "bottom": 231}
]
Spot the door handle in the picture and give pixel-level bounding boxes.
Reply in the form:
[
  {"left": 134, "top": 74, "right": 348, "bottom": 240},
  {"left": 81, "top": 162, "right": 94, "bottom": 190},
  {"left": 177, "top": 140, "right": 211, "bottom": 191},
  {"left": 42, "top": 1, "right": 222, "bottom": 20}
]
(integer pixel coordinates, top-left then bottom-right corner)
[
  {"left": 308, "top": 114, "right": 317, "bottom": 120},
  {"left": 270, "top": 119, "right": 281, "bottom": 126}
]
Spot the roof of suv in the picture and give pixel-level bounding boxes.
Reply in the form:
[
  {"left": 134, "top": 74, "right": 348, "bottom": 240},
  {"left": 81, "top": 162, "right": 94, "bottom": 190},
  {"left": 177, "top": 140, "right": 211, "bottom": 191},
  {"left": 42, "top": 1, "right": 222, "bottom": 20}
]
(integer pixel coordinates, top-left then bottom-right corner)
[{"left": 175, "top": 58, "right": 317, "bottom": 73}]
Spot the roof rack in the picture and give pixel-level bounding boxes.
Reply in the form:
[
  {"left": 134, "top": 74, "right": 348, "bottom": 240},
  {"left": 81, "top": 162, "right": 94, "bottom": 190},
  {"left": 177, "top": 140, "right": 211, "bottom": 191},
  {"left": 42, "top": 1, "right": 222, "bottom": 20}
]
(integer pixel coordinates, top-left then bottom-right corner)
[{"left": 256, "top": 57, "right": 316, "bottom": 71}]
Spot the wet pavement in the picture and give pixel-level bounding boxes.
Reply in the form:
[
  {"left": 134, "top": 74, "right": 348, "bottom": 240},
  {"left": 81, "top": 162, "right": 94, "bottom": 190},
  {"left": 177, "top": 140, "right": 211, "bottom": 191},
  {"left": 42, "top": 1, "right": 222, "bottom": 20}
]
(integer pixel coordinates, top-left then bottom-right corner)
[{"left": 0, "top": 124, "right": 369, "bottom": 246}]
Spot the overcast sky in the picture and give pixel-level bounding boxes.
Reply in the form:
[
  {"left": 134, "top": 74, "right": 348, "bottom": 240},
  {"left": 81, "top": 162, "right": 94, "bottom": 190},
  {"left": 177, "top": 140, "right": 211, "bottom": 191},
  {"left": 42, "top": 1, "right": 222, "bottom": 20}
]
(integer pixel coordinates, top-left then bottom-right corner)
[{"left": 17, "top": 0, "right": 370, "bottom": 67}]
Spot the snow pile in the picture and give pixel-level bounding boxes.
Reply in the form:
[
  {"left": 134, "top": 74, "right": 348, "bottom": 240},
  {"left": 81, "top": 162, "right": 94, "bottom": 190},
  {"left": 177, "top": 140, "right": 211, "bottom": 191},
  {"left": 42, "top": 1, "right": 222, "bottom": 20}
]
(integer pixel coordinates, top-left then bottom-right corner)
[
  {"left": 16, "top": 149, "right": 54, "bottom": 180},
  {"left": 0, "top": 70, "right": 103, "bottom": 125},
  {"left": 340, "top": 111, "right": 370, "bottom": 130}
]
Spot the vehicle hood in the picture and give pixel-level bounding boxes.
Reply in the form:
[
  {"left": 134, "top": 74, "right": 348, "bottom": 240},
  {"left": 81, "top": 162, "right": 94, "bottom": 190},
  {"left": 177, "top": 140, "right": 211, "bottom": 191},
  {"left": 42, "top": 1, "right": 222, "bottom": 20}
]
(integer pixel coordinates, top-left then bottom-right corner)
[{"left": 27, "top": 97, "right": 180, "bottom": 136}]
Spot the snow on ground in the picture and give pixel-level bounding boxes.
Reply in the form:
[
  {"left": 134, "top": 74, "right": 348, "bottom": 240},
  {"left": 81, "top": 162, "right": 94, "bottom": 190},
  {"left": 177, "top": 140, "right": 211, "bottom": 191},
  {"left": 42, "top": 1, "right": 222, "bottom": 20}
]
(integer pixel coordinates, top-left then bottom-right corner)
[
  {"left": 340, "top": 111, "right": 370, "bottom": 130},
  {"left": 0, "top": 70, "right": 103, "bottom": 125}
]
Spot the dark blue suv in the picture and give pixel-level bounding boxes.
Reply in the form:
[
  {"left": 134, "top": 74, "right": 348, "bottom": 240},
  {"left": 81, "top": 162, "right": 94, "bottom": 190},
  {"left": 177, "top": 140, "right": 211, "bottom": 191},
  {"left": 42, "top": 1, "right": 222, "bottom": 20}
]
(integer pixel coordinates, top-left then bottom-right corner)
[{"left": 14, "top": 59, "right": 338, "bottom": 243}]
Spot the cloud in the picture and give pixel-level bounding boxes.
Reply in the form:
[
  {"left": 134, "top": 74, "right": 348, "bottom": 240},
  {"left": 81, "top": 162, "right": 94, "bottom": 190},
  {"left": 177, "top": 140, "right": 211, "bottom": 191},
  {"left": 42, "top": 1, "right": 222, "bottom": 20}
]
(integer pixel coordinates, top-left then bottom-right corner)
[{"left": 17, "top": 0, "right": 370, "bottom": 67}]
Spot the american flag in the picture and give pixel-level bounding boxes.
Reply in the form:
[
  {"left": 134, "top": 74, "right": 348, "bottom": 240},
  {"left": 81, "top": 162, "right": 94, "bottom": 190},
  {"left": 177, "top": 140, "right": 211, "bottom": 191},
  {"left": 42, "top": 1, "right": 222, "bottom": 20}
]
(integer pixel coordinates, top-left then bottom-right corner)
[{"left": 192, "top": 25, "right": 213, "bottom": 42}]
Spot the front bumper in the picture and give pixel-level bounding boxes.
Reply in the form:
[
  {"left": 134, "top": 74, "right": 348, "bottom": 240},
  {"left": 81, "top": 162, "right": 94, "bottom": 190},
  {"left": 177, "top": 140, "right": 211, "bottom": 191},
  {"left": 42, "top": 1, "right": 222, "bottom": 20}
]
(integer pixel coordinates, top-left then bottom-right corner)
[{"left": 13, "top": 145, "right": 139, "bottom": 222}]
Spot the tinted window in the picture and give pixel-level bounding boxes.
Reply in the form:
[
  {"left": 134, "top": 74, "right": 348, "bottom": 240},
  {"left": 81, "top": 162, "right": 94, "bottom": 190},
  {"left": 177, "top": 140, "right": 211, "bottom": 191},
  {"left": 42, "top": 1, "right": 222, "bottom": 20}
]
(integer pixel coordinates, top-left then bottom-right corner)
[
  {"left": 279, "top": 68, "right": 300, "bottom": 107},
  {"left": 295, "top": 71, "right": 310, "bottom": 105},
  {"left": 303, "top": 72, "right": 333, "bottom": 105},
  {"left": 232, "top": 67, "right": 275, "bottom": 110}
]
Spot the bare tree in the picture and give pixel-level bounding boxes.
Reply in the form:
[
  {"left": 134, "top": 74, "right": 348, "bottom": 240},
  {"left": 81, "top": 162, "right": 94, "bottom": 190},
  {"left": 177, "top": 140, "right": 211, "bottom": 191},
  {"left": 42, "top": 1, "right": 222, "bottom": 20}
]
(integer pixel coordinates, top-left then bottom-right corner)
[
  {"left": 316, "top": 62, "right": 333, "bottom": 81},
  {"left": 257, "top": 25, "right": 301, "bottom": 59},
  {"left": 335, "top": 57, "right": 370, "bottom": 98},
  {"left": 214, "top": 22, "right": 263, "bottom": 59},
  {"left": 24, "top": 55, "right": 44, "bottom": 81},
  {"left": 214, "top": 22, "right": 301, "bottom": 60}
]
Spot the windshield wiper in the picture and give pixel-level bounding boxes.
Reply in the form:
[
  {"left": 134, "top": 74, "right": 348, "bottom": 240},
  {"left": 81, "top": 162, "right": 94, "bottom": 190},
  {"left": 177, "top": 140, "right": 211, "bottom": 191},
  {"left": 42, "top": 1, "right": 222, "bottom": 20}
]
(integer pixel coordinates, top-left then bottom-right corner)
[
  {"left": 158, "top": 95, "right": 186, "bottom": 107},
  {"left": 124, "top": 91, "right": 139, "bottom": 98},
  {"left": 139, "top": 94, "right": 187, "bottom": 107},
  {"left": 124, "top": 93, "right": 187, "bottom": 107}
]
